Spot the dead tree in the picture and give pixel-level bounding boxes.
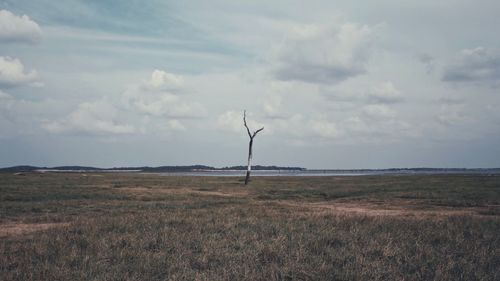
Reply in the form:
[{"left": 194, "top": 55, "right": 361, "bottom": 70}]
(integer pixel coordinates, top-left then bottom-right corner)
[{"left": 243, "top": 110, "right": 264, "bottom": 185}]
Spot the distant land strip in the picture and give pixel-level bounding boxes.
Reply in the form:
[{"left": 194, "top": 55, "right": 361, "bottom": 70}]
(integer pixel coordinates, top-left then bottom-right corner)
[
  {"left": 0, "top": 165, "right": 305, "bottom": 173},
  {"left": 1, "top": 165, "right": 500, "bottom": 174}
]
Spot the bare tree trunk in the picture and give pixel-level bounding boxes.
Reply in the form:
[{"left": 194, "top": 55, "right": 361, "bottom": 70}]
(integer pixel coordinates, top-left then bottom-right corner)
[
  {"left": 243, "top": 111, "right": 263, "bottom": 186},
  {"left": 245, "top": 138, "right": 253, "bottom": 185}
]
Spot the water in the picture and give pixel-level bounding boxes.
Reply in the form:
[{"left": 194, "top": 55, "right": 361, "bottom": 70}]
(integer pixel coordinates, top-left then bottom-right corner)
[{"left": 155, "top": 169, "right": 500, "bottom": 177}]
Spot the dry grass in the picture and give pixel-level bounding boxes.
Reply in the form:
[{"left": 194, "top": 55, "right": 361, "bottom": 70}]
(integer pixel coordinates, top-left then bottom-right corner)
[
  {"left": 0, "top": 222, "right": 70, "bottom": 238},
  {"left": 1, "top": 173, "right": 499, "bottom": 280}
]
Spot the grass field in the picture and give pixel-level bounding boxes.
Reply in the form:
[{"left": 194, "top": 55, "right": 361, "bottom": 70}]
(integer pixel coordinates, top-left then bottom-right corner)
[{"left": 1, "top": 172, "right": 499, "bottom": 280}]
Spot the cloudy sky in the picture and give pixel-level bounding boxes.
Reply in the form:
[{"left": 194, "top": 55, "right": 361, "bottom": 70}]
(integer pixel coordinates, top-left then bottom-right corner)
[{"left": 1, "top": 0, "right": 499, "bottom": 169}]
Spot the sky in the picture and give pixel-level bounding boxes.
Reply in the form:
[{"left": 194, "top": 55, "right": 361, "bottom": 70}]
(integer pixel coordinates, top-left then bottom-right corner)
[{"left": 1, "top": 0, "right": 499, "bottom": 169}]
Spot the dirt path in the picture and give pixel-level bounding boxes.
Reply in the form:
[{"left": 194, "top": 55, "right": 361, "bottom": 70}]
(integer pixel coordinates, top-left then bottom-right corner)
[
  {"left": 274, "top": 200, "right": 496, "bottom": 218},
  {"left": 112, "top": 186, "right": 249, "bottom": 198},
  {"left": 110, "top": 185, "right": 498, "bottom": 218},
  {"left": 0, "top": 222, "right": 70, "bottom": 238}
]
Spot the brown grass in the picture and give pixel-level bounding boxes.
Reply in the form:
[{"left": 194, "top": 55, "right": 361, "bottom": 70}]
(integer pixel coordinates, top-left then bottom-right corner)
[
  {"left": 0, "top": 222, "right": 70, "bottom": 238},
  {"left": 1, "top": 173, "right": 499, "bottom": 280}
]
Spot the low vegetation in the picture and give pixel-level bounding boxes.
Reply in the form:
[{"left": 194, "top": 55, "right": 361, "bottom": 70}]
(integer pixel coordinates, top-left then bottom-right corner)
[{"left": 1, "top": 173, "right": 499, "bottom": 280}]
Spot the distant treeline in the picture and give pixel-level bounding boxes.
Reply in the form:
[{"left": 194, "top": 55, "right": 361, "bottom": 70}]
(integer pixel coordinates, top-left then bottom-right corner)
[
  {"left": 2, "top": 165, "right": 499, "bottom": 173},
  {"left": 0, "top": 165, "right": 306, "bottom": 173}
]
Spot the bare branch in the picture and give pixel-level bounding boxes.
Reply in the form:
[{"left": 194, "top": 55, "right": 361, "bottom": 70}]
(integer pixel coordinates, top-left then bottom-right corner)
[
  {"left": 252, "top": 127, "right": 264, "bottom": 138},
  {"left": 243, "top": 110, "right": 252, "bottom": 138}
]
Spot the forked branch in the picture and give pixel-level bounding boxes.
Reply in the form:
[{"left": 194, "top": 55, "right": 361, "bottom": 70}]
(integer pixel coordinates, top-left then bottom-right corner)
[{"left": 243, "top": 110, "right": 264, "bottom": 139}]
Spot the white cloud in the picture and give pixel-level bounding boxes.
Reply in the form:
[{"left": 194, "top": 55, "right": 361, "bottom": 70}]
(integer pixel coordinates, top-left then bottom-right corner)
[
  {"left": 343, "top": 116, "right": 371, "bottom": 134},
  {"left": 321, "top": 79, "right": 403, "bottom": 106},
  {"left": 341, "top": 110, "right": 415, "bottom": 143},
  {"left": 42, "top": 100, "right": 135, "bottom": 135},
  {"left": 263, "top": 113, "right": 307, "bottom": 138},
  {"left": 272, "top": 22, "right": 377, "bottom": 84},
  {"left": 0, "top": 90, "right": 14, "bottom": 117},
  {"left": 218, "top": 110, "right": 265, "bottom": 133},
  {"left": 260, "top": 100, "right": 415, "bottom": 144},
  {"left": 309, "top": 119, "right": 340, "bottom": 139},
  {"left": 142, "top": 69, "right": 184, "bottom": 91},
  {"left": 0, "top": 9, "right": 42, "bottom": 44},
  {"left": 0, "top": 56, "right": 42, "bottom": 88},
  {"left": 167, "top": 119, "right": 186, "bottom": 131},
  {"left": 362, "top": 104, "right": 396, "bottom": 119},
  {"left": 217, "top": 110, "right": 245, "bottom": 133},
  {"left": 122, "top": 70, "right": 204, "bottom": 118},
  {"left": 443, "top": 47, "right": 500, "bottom": 86},
  {"left": 43, "top": 70, "right": 202, "bottom": 137},
  {"left": 367, "top": 81, "right": 403, "bottom": 104},
  {"left": 262, "top": 93, "right": 283, "bottom": 118}
]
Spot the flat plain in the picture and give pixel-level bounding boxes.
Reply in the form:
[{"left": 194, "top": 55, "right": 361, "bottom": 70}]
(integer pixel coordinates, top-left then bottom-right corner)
[{"left": 1, "top": 172, "right": 499, "bottom": 280}]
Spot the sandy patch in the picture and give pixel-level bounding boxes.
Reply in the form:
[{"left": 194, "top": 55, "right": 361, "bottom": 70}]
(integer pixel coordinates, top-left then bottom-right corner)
[
  {"left": 0, "top": 222, "right": 70, "bottom": 238},
  {"left": 113, "top": 186, "right": 249, "bottom": 198},
  {"left": 274, "top": 201, "right": 497, "bottom": 218}
]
